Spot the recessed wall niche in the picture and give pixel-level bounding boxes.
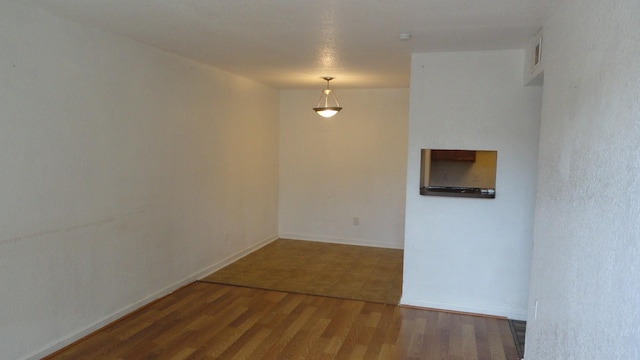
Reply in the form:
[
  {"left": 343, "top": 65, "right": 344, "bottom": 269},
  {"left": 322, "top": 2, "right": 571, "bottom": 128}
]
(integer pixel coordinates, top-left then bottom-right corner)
[{"left": 420, "top": 149, "right": 497, "bottom": 198}]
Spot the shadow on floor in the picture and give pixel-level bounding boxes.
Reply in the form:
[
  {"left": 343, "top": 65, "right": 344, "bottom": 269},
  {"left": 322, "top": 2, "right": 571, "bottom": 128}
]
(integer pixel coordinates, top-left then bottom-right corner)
[{"left": 509, "top": 319, "right": 526, "bottom": 358}]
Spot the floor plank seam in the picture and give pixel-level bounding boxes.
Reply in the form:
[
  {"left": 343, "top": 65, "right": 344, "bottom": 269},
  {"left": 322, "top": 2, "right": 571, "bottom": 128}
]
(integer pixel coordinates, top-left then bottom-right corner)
[{"left": 196, "top": 280, "right": 400, "bottom": 306}]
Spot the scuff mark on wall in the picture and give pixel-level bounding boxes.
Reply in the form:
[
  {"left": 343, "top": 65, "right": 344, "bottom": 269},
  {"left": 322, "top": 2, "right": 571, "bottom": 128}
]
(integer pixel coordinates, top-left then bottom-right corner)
[{"left": 0, "top": 210, "right": 144, "bottom": 245}]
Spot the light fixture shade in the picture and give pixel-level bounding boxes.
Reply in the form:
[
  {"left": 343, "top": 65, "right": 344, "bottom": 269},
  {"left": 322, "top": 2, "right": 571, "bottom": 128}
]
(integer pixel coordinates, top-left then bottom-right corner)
[
  {"left": 314, "top": 107, "right": 342, "bottom": 118},
  {"left": 313, "top": 77, "right": 342, "bottom": 118}
]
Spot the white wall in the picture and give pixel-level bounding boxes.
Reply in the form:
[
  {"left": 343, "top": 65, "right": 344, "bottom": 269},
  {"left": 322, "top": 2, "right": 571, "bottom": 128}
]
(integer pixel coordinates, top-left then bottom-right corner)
[
  {"left": 279, "top": 89, "right": 409, "bottom": 249},
  {"left": 403, "top": 50, "right": 542, "bottom": 319},
  {"left": 0, "top": 3, "right": 279, "bottom": 359},
  {"left": 525, "top": 0, "right": 640, "bottom": 358}
]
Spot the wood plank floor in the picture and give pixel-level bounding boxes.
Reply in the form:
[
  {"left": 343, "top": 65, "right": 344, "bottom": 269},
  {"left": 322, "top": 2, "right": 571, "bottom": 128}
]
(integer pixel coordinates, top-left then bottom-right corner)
[
  {"left": 46, "top": 282, "right": 520, "bottom": 359},
  {"left": 201, "top": 239, "right": 403, "bottom": 304}
]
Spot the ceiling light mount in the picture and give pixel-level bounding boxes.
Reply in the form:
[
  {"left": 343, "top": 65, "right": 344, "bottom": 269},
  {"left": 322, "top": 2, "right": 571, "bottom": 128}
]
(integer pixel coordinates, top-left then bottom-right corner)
[
  {"left": 313, "top": 77, "right": 342, "bottom": 118},
  {"left": 398, "top": 33, "right": 412, "bottom": 41}
]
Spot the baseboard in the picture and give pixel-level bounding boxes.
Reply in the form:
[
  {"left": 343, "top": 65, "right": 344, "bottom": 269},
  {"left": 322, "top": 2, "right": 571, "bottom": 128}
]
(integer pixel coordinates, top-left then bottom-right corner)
[
  {"left": 27, "top": 234, "right": 278, "bottom": 360},
  {"left": 400, "top": 296, "right": 527, "bottom": 321},
  {"left": 279, "top": 232, "right": 403, "bottom": 249},
  {"left": 194, "top": 235, "right": 278, "bottom": 280}
]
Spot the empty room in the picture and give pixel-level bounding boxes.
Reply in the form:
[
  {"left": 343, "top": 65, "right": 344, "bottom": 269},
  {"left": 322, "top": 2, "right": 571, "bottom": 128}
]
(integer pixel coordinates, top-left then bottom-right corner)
[{"left": 1, "top": 1, "right": 639, "bottom": 359}]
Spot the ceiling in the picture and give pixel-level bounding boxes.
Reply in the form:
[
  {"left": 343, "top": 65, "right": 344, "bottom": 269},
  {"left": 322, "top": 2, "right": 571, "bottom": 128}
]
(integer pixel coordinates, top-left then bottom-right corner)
[{"left": 26, "top": 0, "right": 550, "bottom": 89}]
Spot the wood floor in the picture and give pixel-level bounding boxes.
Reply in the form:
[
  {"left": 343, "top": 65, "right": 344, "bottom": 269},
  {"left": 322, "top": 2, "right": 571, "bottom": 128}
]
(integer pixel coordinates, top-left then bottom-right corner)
[
  {"left": 202, "top": 239, "right": 403, "bottom": 304},
  {"left": 45, "top": 240, "right": 519, "bottom": 359},
  {"left": 46, "top": 282, "right": 520, "bottom": 359}
]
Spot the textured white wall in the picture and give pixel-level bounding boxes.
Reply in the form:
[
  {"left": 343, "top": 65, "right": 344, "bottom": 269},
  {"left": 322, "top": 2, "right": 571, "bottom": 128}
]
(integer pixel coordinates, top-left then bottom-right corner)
[
  {"left": 403, "top": 50, "right": 542, "bottom": 319},
  {"left": 525, "top": 0, "right": 640, "bottom": 358},
  {"left": 279, "top": 89, "right": 409, "bottom": 248},
  {"left": 0, "top": 3, "right": 279, "bottom": 359}
]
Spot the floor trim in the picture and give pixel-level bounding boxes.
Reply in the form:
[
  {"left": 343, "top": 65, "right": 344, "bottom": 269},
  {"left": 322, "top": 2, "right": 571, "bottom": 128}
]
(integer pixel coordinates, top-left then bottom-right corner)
[
  {"left": 30, "top": 235, "right": 278, "bottom": 360},
  {"left": 279, "top": 233, "right": 404, "bottom": 249},
  {"left": 400, "top": 297, "right": 527, "bottom": 320},
  {"left": 398, "top": 304, "right": 508, "bottom": 320}
]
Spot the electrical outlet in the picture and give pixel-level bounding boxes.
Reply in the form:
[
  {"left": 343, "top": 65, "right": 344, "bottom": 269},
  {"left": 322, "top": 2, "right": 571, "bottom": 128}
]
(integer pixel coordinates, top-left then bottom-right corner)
[{"left": 353, "top": 217, "right": 359, "bottom": 226}]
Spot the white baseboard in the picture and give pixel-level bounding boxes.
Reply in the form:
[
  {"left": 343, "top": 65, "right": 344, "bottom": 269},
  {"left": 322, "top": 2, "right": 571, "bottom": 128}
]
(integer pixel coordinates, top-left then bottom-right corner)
[
  {"left": 194, "top": 235, "right": 278, "bottom": 280},
  {"left": 400, "top": 296, "right": 528, "bottom": 320},
  {"left": 26, "top": 235, "right": 278, "bottom": 360},
  {"left": 279, "top": 232, "right": 404, "bottom": 249}
]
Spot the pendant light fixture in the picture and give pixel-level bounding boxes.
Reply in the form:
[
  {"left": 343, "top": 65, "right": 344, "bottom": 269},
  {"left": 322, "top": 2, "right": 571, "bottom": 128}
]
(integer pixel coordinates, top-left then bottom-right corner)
[{"left": 313, "top": 77, "right": 342, "bottom": 118}]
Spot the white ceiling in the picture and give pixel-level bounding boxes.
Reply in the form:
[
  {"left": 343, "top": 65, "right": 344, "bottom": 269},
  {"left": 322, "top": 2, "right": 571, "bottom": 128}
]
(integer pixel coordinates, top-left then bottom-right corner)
[{"left": 26, "top": 0, "right": 550, "bottom": 89}]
